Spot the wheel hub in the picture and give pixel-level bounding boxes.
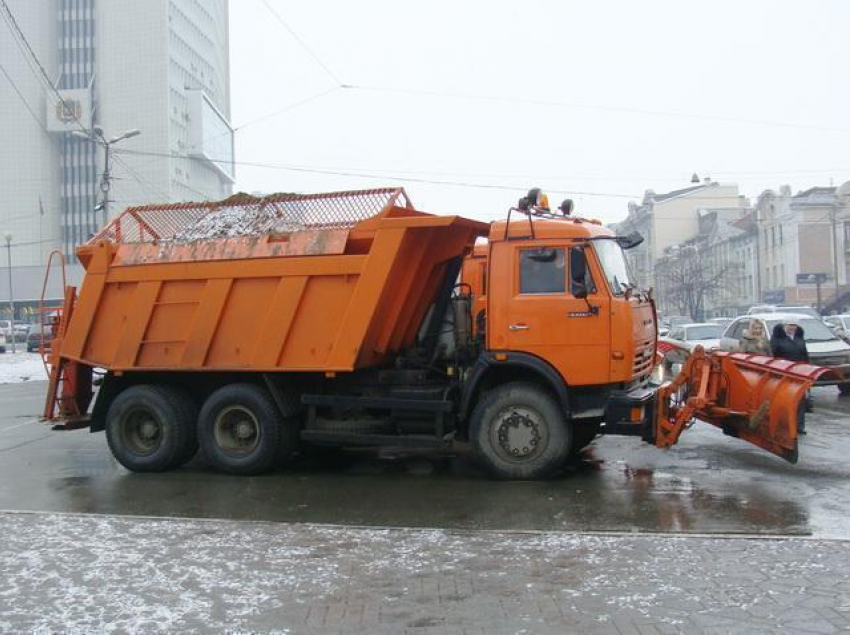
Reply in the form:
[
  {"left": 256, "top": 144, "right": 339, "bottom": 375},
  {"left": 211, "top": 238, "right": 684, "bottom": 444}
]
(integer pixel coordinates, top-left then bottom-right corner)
[
  {"left": 214, "top": 406, "right": 261, "bottom": 457},
  {"left": 234, "top": 420, "right": 255, "bottom": 441},
  {"left": 122, "top": 409, "right": 163, "bottom": 456},
  {"left": 139, "top": 420, "right": 159, "bottom": 440},
  {"left": 497, "top": 411, "right": 541, "bottom": 457}
]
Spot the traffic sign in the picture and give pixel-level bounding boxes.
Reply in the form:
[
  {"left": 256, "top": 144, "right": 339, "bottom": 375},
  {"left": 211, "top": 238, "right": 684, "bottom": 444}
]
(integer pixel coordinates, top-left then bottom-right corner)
[{"left": 796, "top": 272, "right": 829, "bottom": 284}]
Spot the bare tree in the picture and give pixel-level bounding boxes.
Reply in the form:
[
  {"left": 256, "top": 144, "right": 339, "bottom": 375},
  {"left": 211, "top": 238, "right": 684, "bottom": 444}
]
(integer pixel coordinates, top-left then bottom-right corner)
[{"left": 657, "top": 245, "right": 730, "bottom": 321}]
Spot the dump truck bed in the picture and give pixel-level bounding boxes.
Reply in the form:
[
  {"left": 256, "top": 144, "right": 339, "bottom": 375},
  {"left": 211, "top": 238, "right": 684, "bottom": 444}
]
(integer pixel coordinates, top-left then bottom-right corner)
[{"left": 59, "top": 189, "right": 488, "bottom": 373}]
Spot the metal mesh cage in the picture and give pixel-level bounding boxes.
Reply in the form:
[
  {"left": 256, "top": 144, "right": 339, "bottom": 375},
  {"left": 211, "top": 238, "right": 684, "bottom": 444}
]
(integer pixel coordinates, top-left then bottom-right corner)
[{"left": 90, "top": 188, "right": 413, "bottom": 244}]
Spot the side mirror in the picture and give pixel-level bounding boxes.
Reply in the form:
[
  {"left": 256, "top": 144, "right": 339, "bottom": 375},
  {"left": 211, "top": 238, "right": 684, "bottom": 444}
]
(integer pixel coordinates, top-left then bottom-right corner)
[
  {"left": 570, "top": 247, "right": 588, "bottom": 299},
  {"left": 615, "top": 232, "right": 645, "bottom": 250}
]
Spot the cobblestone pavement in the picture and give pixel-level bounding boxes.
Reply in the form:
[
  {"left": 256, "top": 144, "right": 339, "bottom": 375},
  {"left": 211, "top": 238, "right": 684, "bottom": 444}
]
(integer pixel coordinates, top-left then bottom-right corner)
[{"left": 1, "top": 511, "right": 849, "bottom": 634}]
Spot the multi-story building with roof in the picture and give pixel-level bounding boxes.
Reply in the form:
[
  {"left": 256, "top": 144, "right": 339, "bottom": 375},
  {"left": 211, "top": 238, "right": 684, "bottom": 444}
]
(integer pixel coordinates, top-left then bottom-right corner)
[
  {"left": 612, "top": 180, "right": 749, "bottom": 292},
  {"left": 0, "top": 0, "right": 232, "bottom": 305},
  {"left": 755, "top": 184, "right": 850, "bottom": 311}
]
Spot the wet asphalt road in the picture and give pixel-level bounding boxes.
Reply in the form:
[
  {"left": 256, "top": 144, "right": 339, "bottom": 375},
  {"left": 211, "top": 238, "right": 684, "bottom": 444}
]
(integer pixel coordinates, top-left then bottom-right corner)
[{"left": 2, "top": 381, "right": 850, "bottom": 538}]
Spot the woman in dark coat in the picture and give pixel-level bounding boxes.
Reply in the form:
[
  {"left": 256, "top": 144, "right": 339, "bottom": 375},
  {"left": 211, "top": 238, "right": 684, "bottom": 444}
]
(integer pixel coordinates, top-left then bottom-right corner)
[
  {"left": 789, "top": 324, "right": 810, "bottom": 362},
  {"left": 770, "top": 324, "right": 801, "bottom": 361},
  {"left": 790, "top": 324, "right": 814, "bottom": 413},
  {"left": 770, "top": 323, "right": 807, "bottom": 434}
]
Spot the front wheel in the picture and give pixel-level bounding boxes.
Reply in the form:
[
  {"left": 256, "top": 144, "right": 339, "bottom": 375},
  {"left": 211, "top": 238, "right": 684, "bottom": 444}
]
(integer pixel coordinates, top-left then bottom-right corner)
[
  {"left": 838, "top": 383, "right": 850, "bottom": 396},
  {"left": 470, "top": 382, "right": 571, "bottom": 480}
]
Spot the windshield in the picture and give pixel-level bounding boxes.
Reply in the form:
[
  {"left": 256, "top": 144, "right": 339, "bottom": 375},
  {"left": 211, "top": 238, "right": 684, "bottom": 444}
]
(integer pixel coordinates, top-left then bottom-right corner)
[
  {"left": 777, "top": 306, "right": 821, "bottom": 319},
  {"left": 766, "top": 318, "right": 838, "bottom": 343},
  {"left": 684, "top": 325, "right": 723, "bottom": 340},
  {"left": 594, "top": 240, "right": 633, "bottom": 296}
]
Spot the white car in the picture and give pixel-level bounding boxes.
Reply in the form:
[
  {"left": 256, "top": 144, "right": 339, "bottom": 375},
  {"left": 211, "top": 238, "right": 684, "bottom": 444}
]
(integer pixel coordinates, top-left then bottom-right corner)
[
  {"left": 664, "top": 322, "right": 725, "bottom": 352},
  {"left": 0, "top": 331, "right": 5, "bottom": 353},
  {"left": 824, "top": 315, "right": 850, "bottom": 342},
  {"left": 721, "top": 313, "right": 850, "bottom": 394},
  {"left": 746, "top": 305, "right": 821, "bottom": 319},
  {"left": 709, "top": 317, "right": 734, "bottom": 330}
]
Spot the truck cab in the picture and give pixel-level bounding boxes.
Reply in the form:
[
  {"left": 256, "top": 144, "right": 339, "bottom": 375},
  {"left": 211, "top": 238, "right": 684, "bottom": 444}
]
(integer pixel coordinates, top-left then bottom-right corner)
[{"left": 461, "top": 203, "right": 656, "bottom": 440}]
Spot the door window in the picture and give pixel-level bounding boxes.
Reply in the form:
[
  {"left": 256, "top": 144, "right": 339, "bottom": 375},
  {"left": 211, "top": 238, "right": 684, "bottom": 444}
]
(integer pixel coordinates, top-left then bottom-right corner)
[
  {"left": 729, "top": 320, "right": 747, "bottom": 341},
  {"left": 519, "top": 248, "right": 565, "bottom": 294},
  {"left": 569, "top": 247, "right": 596, "bottom": 296}
]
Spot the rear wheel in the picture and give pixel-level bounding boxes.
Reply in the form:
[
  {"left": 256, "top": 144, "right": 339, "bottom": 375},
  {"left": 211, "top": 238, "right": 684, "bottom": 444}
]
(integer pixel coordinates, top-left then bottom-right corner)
[
  {"left": 106, "top": 385, "right": 197, "bottom": 472},
  {"left": 198, "top": 383, "right": 298, "bottom": 475},
  {"left": 839, "top": 383, "right": 850, "bottom": 396},
  {"left": 470, "top": 382, "right": 571, "bottom": 480}
]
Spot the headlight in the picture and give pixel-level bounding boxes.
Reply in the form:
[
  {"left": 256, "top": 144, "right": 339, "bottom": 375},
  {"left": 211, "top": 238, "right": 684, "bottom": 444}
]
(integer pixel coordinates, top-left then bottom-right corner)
[{"left": 650, "top": 361, "right": 667, "bottom": 385}]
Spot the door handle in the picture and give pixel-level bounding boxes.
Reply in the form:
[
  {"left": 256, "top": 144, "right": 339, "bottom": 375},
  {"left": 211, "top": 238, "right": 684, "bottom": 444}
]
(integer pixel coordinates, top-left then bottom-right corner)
[{"left": 509, "top": 323, "right": 530, "bottom": 331}]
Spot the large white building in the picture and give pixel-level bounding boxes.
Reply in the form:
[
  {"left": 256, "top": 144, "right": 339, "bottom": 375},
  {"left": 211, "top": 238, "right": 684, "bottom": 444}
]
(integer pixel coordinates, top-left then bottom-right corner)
[
  {"left": 612, "top": 180, "right": 749, "bottom": 291},
  {"left": 0, "top": 0, "right": 232, "bottom": 305}
]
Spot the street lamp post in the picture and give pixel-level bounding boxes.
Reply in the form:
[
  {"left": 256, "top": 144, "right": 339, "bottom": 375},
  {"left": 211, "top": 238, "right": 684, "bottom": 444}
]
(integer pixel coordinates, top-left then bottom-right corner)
[
  {"left": 71, "top": 127, "right": 141, "bottom": 224},
  {"left": 5, "top": 232, "right": 14, "bottom": 354}
]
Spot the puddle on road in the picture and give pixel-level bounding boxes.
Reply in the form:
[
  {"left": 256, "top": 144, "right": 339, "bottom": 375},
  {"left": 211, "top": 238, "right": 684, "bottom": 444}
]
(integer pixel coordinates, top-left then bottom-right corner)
[{"left": 26, "top": 443, "right": 810, "bottom": 536}]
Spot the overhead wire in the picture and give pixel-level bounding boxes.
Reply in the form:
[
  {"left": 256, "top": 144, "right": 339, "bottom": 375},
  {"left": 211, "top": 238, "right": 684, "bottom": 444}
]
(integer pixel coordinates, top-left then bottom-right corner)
[
  {"left": 0, "top": 0, "right": 90, "bottom": 137},
  {"left": 338, "top": 83, "right": 850, "bottom": 135},
  {"left": 259, "top": 0, "right": 342, "bottom": 87},
  {"left": 0, "top": 59, "right": 53, "bottom": 138}
]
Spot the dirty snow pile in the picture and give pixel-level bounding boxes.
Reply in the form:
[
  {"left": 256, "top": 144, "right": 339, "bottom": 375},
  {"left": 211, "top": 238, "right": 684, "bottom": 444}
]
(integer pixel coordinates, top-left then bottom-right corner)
[
  {"left": 171, "top": 204, "right": 303, "bottom": 242},
  {"left": 0, "top": 352, "right": 48, "bottom": 383}
]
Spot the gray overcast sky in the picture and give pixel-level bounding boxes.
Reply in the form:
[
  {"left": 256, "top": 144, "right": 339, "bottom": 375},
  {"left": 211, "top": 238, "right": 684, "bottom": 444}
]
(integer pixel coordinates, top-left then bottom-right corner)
[{"left": 229, "top": 0, "right": 850, "bottom": 224}]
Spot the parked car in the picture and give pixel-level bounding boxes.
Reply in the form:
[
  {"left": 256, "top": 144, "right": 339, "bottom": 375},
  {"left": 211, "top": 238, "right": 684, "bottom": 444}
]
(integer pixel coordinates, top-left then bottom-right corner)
[
  {"left": 27, "top": 323, "right": 51, "bottom": 353},
  {"left": 666, "top": 315, "right": 692, "bottom": 328},
  {"left": 825, "top": 315, "right": 850, "bottom": 342},
  {"left": 0, "top": 330, "right": 6, "bottom": 353},
  {"left": 709, "top": 317, "right": 734, "bottom": 330},
  {"left": 721, "top": 313, "right": 850, "bottom": 394},
  {"left": 747, "top": 305, "right": 821, "bottom": 319},
  {"left": 12, "top": 322, "right": 29, "bottom": 343},
  {"left": 664, "top": 322, "right": 725, "bottom": 352}
]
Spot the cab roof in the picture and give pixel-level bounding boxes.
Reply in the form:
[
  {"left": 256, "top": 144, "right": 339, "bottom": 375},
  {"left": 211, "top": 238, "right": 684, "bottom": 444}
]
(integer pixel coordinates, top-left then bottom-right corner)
[{"left": 488, "top": 215, "right": 614, "bottom": 243}]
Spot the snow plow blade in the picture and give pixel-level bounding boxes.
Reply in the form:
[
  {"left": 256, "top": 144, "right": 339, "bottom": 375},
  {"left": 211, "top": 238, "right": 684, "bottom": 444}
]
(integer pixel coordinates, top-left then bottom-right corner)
[{"left": 654, "top": 347, "right": 839, "bottom": 463}]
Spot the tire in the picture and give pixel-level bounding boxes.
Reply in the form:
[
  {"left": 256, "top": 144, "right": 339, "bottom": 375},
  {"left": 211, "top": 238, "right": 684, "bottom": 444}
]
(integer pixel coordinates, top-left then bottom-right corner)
[
  {"left": 839, "top": 383, "right": 850, "bottom": 396},
  {"left": 106, "top": 384, "right": 197, "bottom": 472},
  {"left": 198, "top": 383, "right": 298, "bottom": 475},
  {"left": 470, "top": 382, "right": 571, "bottom": 480}
]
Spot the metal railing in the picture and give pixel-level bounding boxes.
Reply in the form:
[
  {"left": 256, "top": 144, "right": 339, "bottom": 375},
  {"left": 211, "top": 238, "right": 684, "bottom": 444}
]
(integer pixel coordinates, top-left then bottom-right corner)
[{"left": 89, "top": 188, "right": 413, "bottom": 245}]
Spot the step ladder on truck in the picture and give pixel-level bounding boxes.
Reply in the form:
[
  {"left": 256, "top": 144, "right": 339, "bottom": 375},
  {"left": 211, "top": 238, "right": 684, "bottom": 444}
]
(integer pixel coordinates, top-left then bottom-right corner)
[{"left": 41, "top": 188, "right": 838, "bottom": 479}]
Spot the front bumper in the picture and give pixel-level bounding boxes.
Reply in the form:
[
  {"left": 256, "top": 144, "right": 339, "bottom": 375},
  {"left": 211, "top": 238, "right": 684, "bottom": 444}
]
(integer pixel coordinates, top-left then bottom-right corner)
[{"left": 602, "top": 384, "right": 656, "bottom": 440}]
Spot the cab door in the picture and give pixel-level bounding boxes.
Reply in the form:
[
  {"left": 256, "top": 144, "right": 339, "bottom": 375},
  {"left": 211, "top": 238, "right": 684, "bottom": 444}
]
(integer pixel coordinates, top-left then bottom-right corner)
[{"left": 488, "top": 241, "right": 611, "bottom": 386}]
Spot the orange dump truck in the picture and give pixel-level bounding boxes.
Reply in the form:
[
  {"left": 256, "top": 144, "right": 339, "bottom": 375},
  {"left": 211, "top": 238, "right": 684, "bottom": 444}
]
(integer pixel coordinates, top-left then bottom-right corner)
[{"left": 42, "top": 188, "right": 834, "bottom": 478}]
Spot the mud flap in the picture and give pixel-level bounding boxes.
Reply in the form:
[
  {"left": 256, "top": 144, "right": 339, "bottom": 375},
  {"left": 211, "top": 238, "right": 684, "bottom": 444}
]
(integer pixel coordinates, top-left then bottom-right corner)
[{"left": 655, "top": 348, "right": 838, "bottom": 463}]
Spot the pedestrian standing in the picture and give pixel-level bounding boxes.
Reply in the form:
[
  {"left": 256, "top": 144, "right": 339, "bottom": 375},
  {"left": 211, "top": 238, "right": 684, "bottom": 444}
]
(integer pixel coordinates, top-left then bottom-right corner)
[
  {"left": 740, "top": 319, "right": 769, "bottom": 355},
  {"left": 770, "top": 323, "right": 807, "bottom": 434},
  {"left": 787, "top": 323, "right": 810, "bottom": 362},
  {"left": 788, "top": 323, "right": 814, "bottom": 413}
]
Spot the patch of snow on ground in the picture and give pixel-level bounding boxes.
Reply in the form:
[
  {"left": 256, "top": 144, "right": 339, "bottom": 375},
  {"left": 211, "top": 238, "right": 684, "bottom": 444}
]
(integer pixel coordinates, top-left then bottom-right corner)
[{"left": 0, "top": 352, "right": 48, "bottom": 384}]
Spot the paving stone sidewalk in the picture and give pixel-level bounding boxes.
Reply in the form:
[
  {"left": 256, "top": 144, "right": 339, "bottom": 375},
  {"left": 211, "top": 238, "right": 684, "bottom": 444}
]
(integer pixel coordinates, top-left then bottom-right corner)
[{"left": 1, "top": 511, "right": 849, "bottom": 634}]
